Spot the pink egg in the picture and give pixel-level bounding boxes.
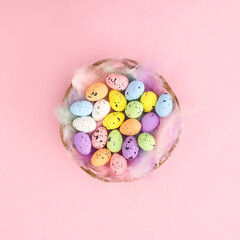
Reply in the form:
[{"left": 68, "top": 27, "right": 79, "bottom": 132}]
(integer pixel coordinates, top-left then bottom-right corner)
[
  {"left": 106, "top": 73, "right": 129, "bottom": 91},
  {"left": 91, "top": 127, "right": 108, "bottom": 149},
  {"left": 110, "top": 153, "right": 128, "bottom": 175}
]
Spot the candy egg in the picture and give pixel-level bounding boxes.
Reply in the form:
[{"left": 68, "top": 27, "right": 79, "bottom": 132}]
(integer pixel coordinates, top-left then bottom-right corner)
[
  {"left": 107, "top": 130, "right": 123, "bottom": 153},
  {"left": 91, "top": 148, "right": 111, "bottom": 167},
  {"left": 125, "top": 80, "right": 145, "bottom": 100},
  {"left": 140, "top": 91, "right": 157, "bottom": 112},
  {"left": 69, "top": 100, "right": 93, "bottom": 116},
  {"left": 92, "top": 99, "right": 111, "bottom": 121},
  {"left": 109, "top": 90, "right": 127, "bottom": 111},
  {"left": 72, "top": 116, "right": 96, "bottom": 133},
  {"left": 141, "top": 112, "right": 160, "bottom": 132},
  {"left": 155, "top": 93, "right": 173, "bottom": 117},
  {"left": 125, "top": 101, "right": 143, "bottom": 118},
  {"left": 138, "top": 133, "right": 156, "bottom": 151},
  {"left": 120, "top": 119, "right": 141, "bottom": 135},
  {"left": 122, "top": 136, "right": 139, "bottom": 160},
  {"left": 73, "top": 132, "right": 92, "bottom": 155},
  {"left": 103, "top": 112, "right": 125, "bottom": 130},
  {"left": 91, "top": 127, "right": 108, "bottom": 149},
  {"left": 110, "top": 153, "right": 128, "bottom": 175},
  {"left": 106, "top": 73, "right": 129, "bottom": 91},
  {"left": 86, "top": 83, "right": 108, "bottom": 101}
]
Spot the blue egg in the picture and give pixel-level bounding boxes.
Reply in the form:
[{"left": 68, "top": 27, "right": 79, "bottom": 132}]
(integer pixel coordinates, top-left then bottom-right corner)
[
  {"left": 69, "top": 100, "right": 93, "bottom": 116},
  {"left": 155, "top": 93, "right": 173, "bottom": 117},
  {"left": 125, "top": 80, "right": 145, "bottom": 101}
]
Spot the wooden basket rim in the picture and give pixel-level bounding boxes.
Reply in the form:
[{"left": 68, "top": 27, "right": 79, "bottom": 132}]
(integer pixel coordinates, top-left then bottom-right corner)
[{"left": 60, "top": 58, "right": 181, "bottom": 182}]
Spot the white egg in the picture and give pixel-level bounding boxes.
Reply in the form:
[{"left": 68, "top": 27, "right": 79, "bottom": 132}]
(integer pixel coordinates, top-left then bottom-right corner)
[
  {"left": 92, "top": 99, "right": 111, "bottom": 121},
  {"left": 72, "top": 116, "right": 96, "bottom": 133}
]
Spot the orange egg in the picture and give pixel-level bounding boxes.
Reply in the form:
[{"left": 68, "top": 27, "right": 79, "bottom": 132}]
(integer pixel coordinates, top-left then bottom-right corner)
[
  {"left": 91, "top": 148, "right": 112, "bottom": 167},
  {"left": 119, "top": 119, "right": 141, "bottom": 136},
  {"left": 86, "top": 83, "right": 108, "bottom": 101}
]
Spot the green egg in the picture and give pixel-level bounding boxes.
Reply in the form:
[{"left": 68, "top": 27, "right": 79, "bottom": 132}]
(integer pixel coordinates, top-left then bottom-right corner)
[
  {"left": 125, "top": 101, "right": 144, "bottom": 119},
  {"left": 138, "top": 133, "right": 156, "bottom": 151},
  {"left": 107, "top": 130, "right": 123, "bottom": 153}
]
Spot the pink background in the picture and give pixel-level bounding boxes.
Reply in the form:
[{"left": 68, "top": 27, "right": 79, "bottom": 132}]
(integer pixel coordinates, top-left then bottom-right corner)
[{"left": 0, "top": 0, "right": 239, "bottom": 239}]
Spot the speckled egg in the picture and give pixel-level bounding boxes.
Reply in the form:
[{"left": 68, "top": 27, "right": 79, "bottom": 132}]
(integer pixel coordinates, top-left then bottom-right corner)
[
  {"left": 125, "top": 80, "right": 145, "bottom": 101},
  {"left": 86, "top": 83, "right": 108, "bottom": 101},
  {"left": 141, "top": 112, "right": 160, "bottom": 132},
  {"left": 155, "top": 93, "right": 173, "bottom": 117},
  {"left": 109, "top": 90, "right": 127, "bottom": 111},
  {"left": 106, "top": 74, "right": 129, "bottom": 91},
  {"left": 91, "top": 148, "right": 111, "bottom": 167},
  {"left": 138, "top": 133, "right": 156, "bottom": 151},
  {"left": 119, "top": 119, "right": 141, "bottom": 135},
  {"left": 69, "top": 100, "right": 93, "bottom": 116},
  {"left": 110, "top": 153, "right": 128, "bottom": 175},
  {"left": 122, "top": 136, "right": 139, "bottom": 160},
  {"left": 72, "top": 116, "right": 96, "bottom": 133},
  {"left": 125, "top": 101, "right": 143, "bottom": 118},
  {"left": 73, "top": 132, "right": 92, "bottom": 155},
  {"left": 140, "top": 91, "right": 157, "bottom": 112},
  {"left": 107, "top": 130, "right": 123, "bottom": 153},
  {"left": 92, "top": 99, "right": 111, "bottom": 121},
  {"left": 103, "top": 112, "right": 125, "bottom": 130},
  {"left": 91, "top": 127, "right": 108, "bottom": 149}
]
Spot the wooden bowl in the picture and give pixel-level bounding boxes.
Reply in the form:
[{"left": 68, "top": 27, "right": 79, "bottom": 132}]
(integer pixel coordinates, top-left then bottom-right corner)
[{"left": 60, "top": 58, "right": 181, "bottom": 182}]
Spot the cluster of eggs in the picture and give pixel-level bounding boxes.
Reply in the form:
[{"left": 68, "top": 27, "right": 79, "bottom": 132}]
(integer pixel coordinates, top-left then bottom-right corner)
[{"left": 70, "top": 74, "right": 173, "bottom": 175}]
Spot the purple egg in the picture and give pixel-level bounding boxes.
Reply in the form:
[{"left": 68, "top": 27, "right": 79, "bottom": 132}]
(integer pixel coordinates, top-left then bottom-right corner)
[
  {"left": 73, "top": 132, "right": 92, "bottom": 155},
  {"left": 141, "top": 112, "right": 160, "bottom": 132},
  {"left": 122, "top": 136, "right": 139, "bottom": 160}
]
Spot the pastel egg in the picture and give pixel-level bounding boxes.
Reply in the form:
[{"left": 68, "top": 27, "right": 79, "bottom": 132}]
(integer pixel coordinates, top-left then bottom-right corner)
[
  {"left": 106, "top": 74, "right": 129, "bottom": 91},
  {"left": 72, "top": 116, "right": 96, "bottom": 133},
  {"left": 107, "top": 130, "right": 123, "bottom": 153},
  {"left": 86, "top": 83, "right": 108, "bottom": 101},
  {"left": 69, "top": 100, "right": 93, "bottom": 116},
  {"left": 138, "top": 133, "right": 156, "bottom": 151},
  {"left": 141, "top": 112, "right": 160, "bottom": 132},
  {"left": 103, "top": 112, "right": 125, "bottom": 130},
  {"left": 91, "top": 127, "right": 108, "bottom": 149},
  {"left": 140, "top": 91, "right": 157, "bottom": 112},
  {"left": 110, "top": 153, "right": 128, "bottom": 175},
  {"left": 73, "top": 132, "right": 92, "bottom": 155},
  {"left": 155, "top": 93, "right": 173, "bottom": 117},
  {"left": 125, "top": 80, "right": 145, "bottom": 101},
  {"left": 125, "top": 101, "right": 143, "bottom": 118},
  {"left": 91, "top": 148, "right": 112, "bottom": 167},
  {"left": 119, "top": 119, "right": 141, "bottom": 135},
  {"left": 92, "top": 99, "right": 111, "bottom": 121},
  {"left": 122, "top": 136, "right": 139, "bottom": 160},
  {"left": 109, "top": 90, "right": 127, "bottom": 111}
]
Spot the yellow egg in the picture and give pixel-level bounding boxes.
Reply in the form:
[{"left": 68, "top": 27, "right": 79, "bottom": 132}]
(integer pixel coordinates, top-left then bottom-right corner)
[
  {"left": 86, "top": 83, "right": 108, "bottom": 101},
  {"left": 120, "top": 119, "right": 141, "bottom": 136},
  {"left": 109, "top": 90, "right": 127, "bottom": 111},
  {"left": 103, "top": 112, "right": 125, "bottom": 130},
  {"left": 91, "top": 148, "right": 112, "bottom": 167},
  {"left": 140, "top": 91, "right": 157, "bottom": 112}
]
